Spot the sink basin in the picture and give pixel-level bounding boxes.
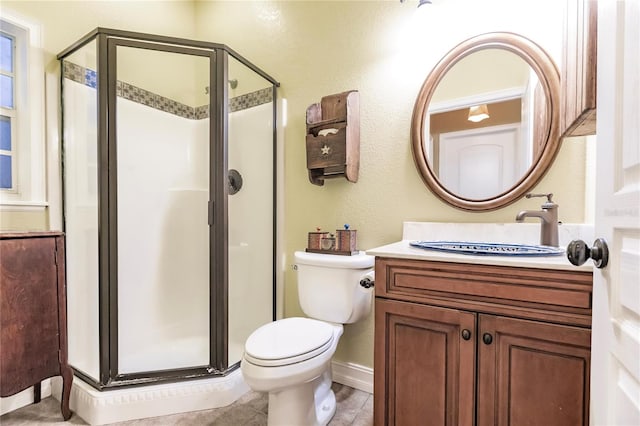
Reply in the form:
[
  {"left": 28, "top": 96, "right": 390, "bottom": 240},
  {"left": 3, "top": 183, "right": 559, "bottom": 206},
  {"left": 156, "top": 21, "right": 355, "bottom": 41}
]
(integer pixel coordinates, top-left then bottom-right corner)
[{"left": 409, "top": 241, "right": 565, "bottom": 257}]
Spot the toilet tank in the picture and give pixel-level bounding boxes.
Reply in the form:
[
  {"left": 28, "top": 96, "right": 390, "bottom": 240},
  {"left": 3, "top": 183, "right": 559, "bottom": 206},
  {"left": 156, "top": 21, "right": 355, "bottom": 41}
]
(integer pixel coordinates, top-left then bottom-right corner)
[{"left": 294, "top": 251, "right": 374, "bottom": 324}]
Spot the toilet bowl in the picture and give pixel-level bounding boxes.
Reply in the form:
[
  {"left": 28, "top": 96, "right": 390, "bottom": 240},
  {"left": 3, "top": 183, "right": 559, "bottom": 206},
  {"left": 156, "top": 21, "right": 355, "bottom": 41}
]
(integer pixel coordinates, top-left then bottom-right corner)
[
  {"left": 242, "top": 317, "right": 343, "bottom": 425},
  {"left": 241, "top": 251, "right": 374, "bottom": 426}
]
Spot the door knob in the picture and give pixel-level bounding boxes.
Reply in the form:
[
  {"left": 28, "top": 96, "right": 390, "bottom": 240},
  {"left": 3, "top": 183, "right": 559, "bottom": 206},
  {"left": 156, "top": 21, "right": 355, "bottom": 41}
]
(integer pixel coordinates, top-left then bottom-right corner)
[{"left": 567, "top": 238, "right": 609, "bottom": 269}]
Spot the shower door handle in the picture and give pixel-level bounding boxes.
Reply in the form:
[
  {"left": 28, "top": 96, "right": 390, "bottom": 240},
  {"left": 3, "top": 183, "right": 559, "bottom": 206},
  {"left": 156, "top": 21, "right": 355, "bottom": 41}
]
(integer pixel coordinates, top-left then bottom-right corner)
[{"left": 208, "top": 201, "right": 214, "bottom": 226}]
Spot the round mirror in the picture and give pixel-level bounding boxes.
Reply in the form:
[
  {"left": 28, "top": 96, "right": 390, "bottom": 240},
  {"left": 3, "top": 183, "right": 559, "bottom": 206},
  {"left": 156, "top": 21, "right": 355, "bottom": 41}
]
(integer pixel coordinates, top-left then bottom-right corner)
[{"left": 411, "top": 32, "right": 561, "bottom": 211}]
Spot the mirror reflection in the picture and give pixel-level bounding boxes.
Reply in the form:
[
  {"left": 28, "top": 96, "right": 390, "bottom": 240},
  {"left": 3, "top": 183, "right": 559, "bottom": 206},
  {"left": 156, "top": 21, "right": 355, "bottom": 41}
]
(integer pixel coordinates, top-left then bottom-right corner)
[
  {"left": 411, "top": 32, "right": 561, "bottom": 211},
  {"left": 425, "top": 48, "right": 548, "bottom": 200}
]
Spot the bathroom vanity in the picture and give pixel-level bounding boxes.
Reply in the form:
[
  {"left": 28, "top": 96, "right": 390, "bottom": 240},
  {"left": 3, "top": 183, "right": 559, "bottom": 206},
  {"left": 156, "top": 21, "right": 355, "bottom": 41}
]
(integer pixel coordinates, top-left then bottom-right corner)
[{"left": 369, "top": 223, "right": 593, "bottom": 426}]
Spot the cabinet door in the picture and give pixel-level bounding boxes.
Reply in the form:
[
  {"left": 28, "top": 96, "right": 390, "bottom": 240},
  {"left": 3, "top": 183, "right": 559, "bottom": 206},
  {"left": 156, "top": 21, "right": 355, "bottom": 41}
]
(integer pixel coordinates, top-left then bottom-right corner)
[
  {"left": 477, "top": 314, "right": 591, "bottom": 426},
  {"left": 560, "top": 0, "right": 597, "bottom": 137},
  {"left": 374, "top": 298, "right": 476, "bottom": 426},
  {"left": 0, "top": 236, "right": 61, "bottom": 396}
]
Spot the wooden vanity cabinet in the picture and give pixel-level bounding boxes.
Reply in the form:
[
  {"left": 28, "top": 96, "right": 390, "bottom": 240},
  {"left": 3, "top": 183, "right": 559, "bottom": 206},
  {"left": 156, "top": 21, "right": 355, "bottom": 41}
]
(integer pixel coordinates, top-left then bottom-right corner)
[
  {"left": 0, "top": 232, "right": 73, "bottom": 420},
  {"left": 560, "top": 0, "right": 597, "bottom": 137},
  {"left": 375, "top": 298, "right": 476, "bottom": 425},
  {"left": 476, "top": 314, "right": 590, "bottom": 426},
  {"left": 374, "top": 257, "right": 592, "bottom": 426}
]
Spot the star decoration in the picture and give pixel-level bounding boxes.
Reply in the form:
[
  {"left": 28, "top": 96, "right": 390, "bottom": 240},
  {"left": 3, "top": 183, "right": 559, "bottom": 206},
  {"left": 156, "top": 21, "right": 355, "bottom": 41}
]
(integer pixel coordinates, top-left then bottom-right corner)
[{"left": 321, "top": 145, "right": 331, "bottom": 155}]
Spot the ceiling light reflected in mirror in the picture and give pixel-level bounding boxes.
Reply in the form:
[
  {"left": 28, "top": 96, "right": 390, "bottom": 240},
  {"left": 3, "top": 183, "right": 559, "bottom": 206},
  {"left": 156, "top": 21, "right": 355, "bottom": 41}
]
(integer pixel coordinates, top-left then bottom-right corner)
[{"left": 467, "top": 104, "right": 490, "bottom": 122}]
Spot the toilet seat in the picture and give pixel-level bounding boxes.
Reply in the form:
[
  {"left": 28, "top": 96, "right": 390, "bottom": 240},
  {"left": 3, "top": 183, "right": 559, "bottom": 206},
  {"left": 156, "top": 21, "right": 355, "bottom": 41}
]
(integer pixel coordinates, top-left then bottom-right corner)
[{"left": 244, "top": 317, "right": 335, "bottom": 367}]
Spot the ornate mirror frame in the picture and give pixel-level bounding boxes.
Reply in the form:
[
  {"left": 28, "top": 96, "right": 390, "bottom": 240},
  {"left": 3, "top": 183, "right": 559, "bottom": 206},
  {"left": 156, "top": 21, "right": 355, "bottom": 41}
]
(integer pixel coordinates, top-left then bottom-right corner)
[{"left": 411, "top": 32, "right": 561, "bottom": 211}]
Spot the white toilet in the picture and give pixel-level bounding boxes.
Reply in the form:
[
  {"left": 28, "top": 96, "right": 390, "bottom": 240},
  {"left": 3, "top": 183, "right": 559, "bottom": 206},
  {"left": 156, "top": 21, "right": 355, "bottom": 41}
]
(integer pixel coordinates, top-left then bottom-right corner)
[{"left": 241, "top": 250, "right": 375, "bottom": 426}]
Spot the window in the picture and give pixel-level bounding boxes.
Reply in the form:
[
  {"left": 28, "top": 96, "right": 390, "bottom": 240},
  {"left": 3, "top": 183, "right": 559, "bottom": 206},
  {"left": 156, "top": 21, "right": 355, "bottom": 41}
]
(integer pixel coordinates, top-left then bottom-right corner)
[
  {"left": 0, "top": 13, "right": 46, "bottom": 209},
  {"left": 1, "top": 32, "right": 16, "bottom": 190}
]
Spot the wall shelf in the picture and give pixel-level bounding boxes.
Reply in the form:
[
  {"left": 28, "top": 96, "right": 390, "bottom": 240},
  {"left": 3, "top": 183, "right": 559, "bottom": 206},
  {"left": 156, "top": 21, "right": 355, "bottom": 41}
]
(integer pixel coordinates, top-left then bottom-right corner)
[{"left": 306, "top": 90, "right": 360, "bottom": 186}]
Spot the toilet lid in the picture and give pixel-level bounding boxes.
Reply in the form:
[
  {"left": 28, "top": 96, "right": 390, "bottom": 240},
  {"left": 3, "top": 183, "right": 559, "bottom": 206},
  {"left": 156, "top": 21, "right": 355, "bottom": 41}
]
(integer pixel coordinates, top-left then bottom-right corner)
[{"left": 244, "top": 317, "right": 335, "bottom": 367}]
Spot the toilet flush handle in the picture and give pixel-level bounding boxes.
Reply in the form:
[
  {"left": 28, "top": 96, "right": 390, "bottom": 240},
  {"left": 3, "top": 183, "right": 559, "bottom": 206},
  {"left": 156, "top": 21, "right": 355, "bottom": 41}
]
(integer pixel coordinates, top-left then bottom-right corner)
[
  {"left": 359, "top": 277, "right": 374, "bottom": 289},
  {"left": 359, "top": 271, "right": 375, "bottom": 289}
]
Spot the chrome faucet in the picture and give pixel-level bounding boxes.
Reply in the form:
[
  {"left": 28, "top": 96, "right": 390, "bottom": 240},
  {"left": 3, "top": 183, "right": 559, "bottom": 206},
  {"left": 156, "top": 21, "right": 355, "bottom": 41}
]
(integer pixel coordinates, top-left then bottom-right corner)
[{"left": 515, "top": 193, "right": 559, "bottom": 247}]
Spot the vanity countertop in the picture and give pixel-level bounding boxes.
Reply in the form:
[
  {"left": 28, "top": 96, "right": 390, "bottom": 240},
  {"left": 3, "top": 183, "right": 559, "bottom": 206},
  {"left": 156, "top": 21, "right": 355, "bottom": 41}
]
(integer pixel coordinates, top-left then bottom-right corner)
[
  {"left": 367, "top": 240, "right": 592, "bottom": 272},
  {"left": 366, "top": 222, "right": 595, "bottom": 272}
]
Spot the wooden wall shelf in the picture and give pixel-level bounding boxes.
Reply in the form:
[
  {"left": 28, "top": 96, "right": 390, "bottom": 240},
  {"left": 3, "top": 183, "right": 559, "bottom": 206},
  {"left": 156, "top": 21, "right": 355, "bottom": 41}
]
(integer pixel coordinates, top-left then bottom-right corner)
[{"left": 306, "top": 90, "right": 360, "bottom": 186}]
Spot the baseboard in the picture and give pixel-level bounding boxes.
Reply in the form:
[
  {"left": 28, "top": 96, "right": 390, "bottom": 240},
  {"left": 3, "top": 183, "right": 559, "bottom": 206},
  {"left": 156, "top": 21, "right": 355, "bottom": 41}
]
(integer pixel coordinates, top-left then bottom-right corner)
[
  {"left": 0, "top": 380, "right": 52, "bottom": 416},
  {"left": 331, "top": 360, "right": 373, "bottom": 394},
  {"left": 51, "top": 370, "right": 249, "bottom": 425},
  {"left": 10, "top": 362, "right": 372, "bottom": 423}
]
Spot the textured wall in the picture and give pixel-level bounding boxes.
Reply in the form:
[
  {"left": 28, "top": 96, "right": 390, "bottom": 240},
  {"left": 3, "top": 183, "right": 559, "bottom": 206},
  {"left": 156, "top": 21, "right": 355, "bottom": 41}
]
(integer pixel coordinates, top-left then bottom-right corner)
[
  {"left": 1, "top": 0, "right": 589, "bottom": 370},
  {"left": 195, "top": 0, "right": 587, "bottom": 368}
]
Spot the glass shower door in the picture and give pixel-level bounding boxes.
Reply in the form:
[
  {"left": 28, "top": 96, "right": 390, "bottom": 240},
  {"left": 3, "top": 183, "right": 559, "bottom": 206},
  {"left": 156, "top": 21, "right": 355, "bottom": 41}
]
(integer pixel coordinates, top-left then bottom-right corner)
[
  {"left": 111, "top": 40, "right": 214, "bottom": 374},
  {"left": 226, "top": 56, "right": 275, "bottom": 367}
]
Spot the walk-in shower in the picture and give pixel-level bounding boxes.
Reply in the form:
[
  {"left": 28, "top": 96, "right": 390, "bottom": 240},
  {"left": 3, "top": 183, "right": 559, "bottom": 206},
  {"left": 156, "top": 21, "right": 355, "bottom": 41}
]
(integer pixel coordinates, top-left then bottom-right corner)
[{"left": 58, "top": 28, "right": 278, "bottom": 390}]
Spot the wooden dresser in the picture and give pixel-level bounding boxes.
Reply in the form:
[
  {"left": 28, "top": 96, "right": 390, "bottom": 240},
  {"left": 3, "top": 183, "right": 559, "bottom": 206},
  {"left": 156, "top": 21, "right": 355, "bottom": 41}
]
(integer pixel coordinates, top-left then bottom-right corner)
[{"left": 0, "top": 232, "right": 73, "bottom": 420}]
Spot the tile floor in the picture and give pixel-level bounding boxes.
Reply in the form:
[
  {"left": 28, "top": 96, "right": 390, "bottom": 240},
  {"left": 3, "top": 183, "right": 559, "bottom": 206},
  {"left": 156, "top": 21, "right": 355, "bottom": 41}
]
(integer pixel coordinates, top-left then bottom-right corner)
[{"left": 0, "top": 383, "right": 373, "bottom": 426}]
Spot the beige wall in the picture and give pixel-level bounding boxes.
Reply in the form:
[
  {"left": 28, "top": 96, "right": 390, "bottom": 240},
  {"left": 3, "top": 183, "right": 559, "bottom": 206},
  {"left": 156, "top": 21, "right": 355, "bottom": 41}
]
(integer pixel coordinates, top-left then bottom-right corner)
[
  {"left": 2, "top": 1, "right": 197, "bottom": 62},
  {"left": 0, "top": 210, "right": 48, "bottom": 231},
  {"left": 1, "top": 0, "right": 588, "bottom": 369},
  {"left": 0, "top": 0, "right": 197, "bottom": 231},
  {"left": 432, "top": 48, "right": 530, "bottom": 103},
  {"left": 195, "top": 0, "right": 586, "bottom": 367}
]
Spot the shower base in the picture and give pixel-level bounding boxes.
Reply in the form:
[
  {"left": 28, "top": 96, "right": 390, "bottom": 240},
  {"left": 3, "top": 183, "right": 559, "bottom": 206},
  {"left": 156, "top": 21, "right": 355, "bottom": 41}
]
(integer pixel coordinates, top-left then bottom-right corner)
[{"left": 51, "top": 369, "right": 249, "bottom": 425}]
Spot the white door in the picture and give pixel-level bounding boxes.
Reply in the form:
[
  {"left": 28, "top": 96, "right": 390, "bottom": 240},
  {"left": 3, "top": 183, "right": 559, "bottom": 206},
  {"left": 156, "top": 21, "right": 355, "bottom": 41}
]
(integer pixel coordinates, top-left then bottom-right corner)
[
  {"left": 438, "top": 124, "right": 520, "bottom": 199},
  {"left": 590, "top": 1, "right": 640, "bottom": 425}
]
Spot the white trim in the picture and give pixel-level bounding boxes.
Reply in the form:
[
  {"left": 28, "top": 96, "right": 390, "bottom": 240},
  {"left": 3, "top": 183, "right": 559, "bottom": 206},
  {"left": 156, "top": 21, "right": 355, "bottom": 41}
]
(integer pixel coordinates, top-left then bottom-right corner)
[
  {"left": 45, "top": 71, "right": 62, "bottom": 229},
  {"left": 0, "top": 9, "right": 46, "bottom": 207},
  {"left": 276, "top": 98, "right": 286, "bottom": 320},
  {"left": 0, "top": 200, "right": 47, "bottom": 211},
  {"left": 51, "top": 370, "right": 249, "bottom": 425},
  {"left": 428, "top": 86, "right": 524, "bottom": 114},
  {"left": 3, "top": 363, "right": 374, "bottom": 422},
  {"left": 0, "top": 380, "right": 52, "bottom": 416},
  {"left": 331, "top": 360, "right": 373, "bottom": 394}
]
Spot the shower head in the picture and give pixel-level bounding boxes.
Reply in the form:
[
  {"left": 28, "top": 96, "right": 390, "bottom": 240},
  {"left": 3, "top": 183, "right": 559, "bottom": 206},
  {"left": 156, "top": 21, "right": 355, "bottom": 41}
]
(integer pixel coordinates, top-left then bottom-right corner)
[{"left": 204, "top": 79, "right": 239, "bottom": 95}]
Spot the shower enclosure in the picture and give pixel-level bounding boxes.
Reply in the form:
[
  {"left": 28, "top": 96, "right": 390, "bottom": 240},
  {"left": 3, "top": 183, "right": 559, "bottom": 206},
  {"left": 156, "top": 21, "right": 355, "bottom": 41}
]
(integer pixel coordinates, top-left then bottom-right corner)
[{"left": 58, "top": 28, "right": 277, "bottom": 389}]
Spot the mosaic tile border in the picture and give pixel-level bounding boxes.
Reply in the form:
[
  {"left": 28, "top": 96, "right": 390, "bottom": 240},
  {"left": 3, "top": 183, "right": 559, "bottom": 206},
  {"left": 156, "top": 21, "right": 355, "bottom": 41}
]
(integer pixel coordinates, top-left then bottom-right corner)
[
  {"left": 195, "top": 105, "right": 209, "bottom": 120},
  {"left": 229, "top": 88, "right": 273, "bottom": 113},
  {"left": 116, "top": 80, "right": 194, "bottom": 119},
  {"left": 63, "top": 62, "right": 273, "bottom": 119}
]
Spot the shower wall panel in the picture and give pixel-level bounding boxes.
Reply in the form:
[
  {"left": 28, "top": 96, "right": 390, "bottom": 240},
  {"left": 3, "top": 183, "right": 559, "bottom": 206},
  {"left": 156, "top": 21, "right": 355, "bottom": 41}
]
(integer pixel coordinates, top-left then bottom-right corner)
[
  {"left": 116, "top": 97, "right": 210, "bottom": 373},
  {"left": 63, "top": 57, "right": 101, "bottom": 382}
]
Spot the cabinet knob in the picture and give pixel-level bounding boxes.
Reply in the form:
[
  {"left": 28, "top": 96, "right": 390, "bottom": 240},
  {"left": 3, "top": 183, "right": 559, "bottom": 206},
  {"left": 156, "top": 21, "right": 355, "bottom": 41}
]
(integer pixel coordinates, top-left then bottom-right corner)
[
  {"left": 461, "top": 329, "right": 472, "bottom": 340},
  {"left": 482, "top": 333, "right": 493, "bottom": 345}
]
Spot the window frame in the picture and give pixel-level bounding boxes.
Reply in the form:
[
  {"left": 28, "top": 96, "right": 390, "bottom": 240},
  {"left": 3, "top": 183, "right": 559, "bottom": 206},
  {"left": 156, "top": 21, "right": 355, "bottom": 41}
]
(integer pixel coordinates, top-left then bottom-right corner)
[
  {"left": 0, "top": 12, "right": 46, "bottom": 210},
  {"left": 1, "top": 31, "right": 17, "bottom": 192}
]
